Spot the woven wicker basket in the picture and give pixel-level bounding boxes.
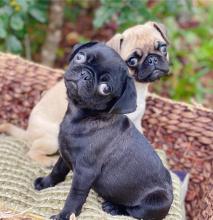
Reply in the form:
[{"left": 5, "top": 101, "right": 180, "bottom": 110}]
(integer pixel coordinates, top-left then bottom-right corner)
[{"left": 0, "top": 53, "right": 212, "bottom": 220}]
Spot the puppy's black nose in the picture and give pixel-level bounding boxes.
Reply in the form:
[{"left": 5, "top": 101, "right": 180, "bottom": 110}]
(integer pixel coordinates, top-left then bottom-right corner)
[
  {"left": 146, "top": 55, "right": 158, "bottom": 66},
  {"left": 81, "top": 70, "right": 92, "bottom": 80}
]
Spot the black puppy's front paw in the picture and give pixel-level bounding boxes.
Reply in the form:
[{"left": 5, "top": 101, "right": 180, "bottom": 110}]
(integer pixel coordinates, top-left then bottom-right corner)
[
  {"left": 50, "top": 214, "right": 63, "bottom": 220},
  {"left": 34, "top": 176, "right": 53, "bottom": 191},
  {"left": 50, "top": 212, "right": 76, "bottom": 220},
  {"left": 102, "top": 201, "right": 128, "bottom": 216}
]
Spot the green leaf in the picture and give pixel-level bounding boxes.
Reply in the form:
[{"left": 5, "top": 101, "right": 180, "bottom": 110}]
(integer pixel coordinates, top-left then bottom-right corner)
[
  {"left": 93, "top": 7, "right": 115, "bottom": 28},
  {"left": 29, "top": 8, "right": 47, "bottom": 23},
  {"left": 0, "top": 20, "right": 6, "bottom": 38},
  {"left": 10, "top": 14, "right": 24, "bottom": 31},
  {"left": 0, "top": 5, "right": 13, "bottom": 16},
  {"left": 0, "top": 27, "right": 6, "bottom": 38},
  {"left": 6, "top": 35, "right": 22, "bottom": 53},
  {"left": 16, "top": 0, "right": 29, "bottom": 12}
]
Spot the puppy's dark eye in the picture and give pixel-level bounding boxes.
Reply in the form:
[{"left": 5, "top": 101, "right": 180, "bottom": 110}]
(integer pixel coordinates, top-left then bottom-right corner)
[
  {"left": 159, "top": 45, "right": 167, "bottom": 56},
  {"left": 74, "top": 52, "right": 86, "bottom": 64},
  {"left": 127, "top": 57, "right": 138, "bottom": 67}
]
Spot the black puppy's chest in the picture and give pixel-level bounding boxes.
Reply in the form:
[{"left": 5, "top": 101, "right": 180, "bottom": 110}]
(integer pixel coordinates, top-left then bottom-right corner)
[
  {"left": 58, "top": 112, "right": 120, "bottom": 168},
  {"left": 59, "top": 117, "right": 85, "bottom": 166}
]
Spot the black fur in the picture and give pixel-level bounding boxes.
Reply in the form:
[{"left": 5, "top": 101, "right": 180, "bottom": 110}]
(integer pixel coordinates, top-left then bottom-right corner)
[{"left": 34, "top": 43, "right": 173, "bottom": 220}]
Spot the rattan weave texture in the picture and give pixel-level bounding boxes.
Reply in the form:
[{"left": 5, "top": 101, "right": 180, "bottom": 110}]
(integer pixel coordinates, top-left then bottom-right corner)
[
  {"left": 0, "top": 53, "right": 63, "bottom": 128},
  {"left": 142, "top": 95, "right": 213, "bottom": 220}
]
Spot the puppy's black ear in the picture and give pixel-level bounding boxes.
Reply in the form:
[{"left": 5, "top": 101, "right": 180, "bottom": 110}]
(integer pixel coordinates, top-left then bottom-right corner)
[
  {"left": 72, "top": 43, "right": 82, "bottom": 52},
  {"left": 109, "top": 76, "right": 137, "bottom": 114},
  {"left": 68, "top": 41, "right": 98, "bottom": 62}
]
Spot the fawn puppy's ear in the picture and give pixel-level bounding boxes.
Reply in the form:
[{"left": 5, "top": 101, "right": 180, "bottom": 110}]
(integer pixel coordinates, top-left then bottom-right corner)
[
  {"left": 146, "top": 21, "right": 169, "bottom": 44},
  {"left": 110, "top": 76, "right": 137, "bottom": 114},
  {"left": 107, "top": 33, "right": 124, "bottom": 53}
]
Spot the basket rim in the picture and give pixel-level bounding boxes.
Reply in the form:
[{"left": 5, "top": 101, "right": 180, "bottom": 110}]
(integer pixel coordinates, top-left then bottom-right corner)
[
  {"left": 0, "top": 52, "right": 64, "bottom": 74},
  {"left": 148, "top": 93, "right": 213, "bottom": 113}
]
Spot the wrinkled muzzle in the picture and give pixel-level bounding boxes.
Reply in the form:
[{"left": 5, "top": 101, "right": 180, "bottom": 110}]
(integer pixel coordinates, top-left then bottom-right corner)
[
  {"left": 64, "top": 67, "right": 96, "bottom": 99},
  {"left": 136, "top": 54, "right": 169, "bottom": 83}
]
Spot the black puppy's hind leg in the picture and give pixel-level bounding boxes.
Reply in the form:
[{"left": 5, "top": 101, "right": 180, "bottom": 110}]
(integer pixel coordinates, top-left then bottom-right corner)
[
  {"left": 34, "top": 156, "right": 70, "bottom": 191},
  {"left": 126, "top": 189, "right": 173, "bottom": 220}
]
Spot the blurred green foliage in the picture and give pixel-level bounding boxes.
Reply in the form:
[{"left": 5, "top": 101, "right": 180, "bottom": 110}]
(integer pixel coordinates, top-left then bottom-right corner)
[
  {"left": 0, "top": 0, "right": 49, "bottom": 55},
  {"left": 64, "top": 0, "right": 91, "bottom": 22},
  {"left": 93, "top": 0, "right": 212, "bottom": 104},
  {"left": 163, "top": 11, "right": 213, "bottom": 102},
  {"left": 94, "top": 0, "right": 191, "bottom": 30}
]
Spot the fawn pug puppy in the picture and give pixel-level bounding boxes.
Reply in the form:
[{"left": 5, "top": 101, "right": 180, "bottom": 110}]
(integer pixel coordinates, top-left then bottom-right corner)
[
  {"left": 107, "top": 21, "right": 169, "bottom": 129},
  {"left": 34, "top": 42, "right": 173, "bottom": 220},
  {"left": 0, "top": 22, "right": 169, "bottom": 166}
]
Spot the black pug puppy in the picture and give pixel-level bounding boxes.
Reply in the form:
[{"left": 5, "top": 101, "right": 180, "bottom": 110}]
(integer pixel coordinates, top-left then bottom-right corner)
[{"left": 34, "top": 42, "right": 173, "bottom": 220}]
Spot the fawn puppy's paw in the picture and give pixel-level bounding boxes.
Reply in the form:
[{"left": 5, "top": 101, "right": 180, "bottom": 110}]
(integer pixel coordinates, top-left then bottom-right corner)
[
  {"left": 27, "top": 150, "right": 59, "bottom": 168},
  {"left": 0, "top": 123, "right": 9, "bottom": 133}
]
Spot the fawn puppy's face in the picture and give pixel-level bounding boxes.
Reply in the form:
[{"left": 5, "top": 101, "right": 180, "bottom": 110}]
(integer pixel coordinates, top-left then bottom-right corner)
[{"left": 107, "top": 22, "right": 170, "bottom": 83}]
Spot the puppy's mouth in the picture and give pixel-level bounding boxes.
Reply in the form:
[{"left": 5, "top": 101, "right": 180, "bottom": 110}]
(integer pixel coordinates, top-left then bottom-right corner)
[
  {"left": 135, "top": 69, "right": 169, "bottom": 83},
  {"left": 64, "top": 67, "right": 96, "bottom": 101},
  {"left": 64, "top": 74, "right": 78, "bottom": 90},
  {"left": 64, "top": 78, "right": 78, "bottom": 99},
  {"left": 65, "top": 79, "right": 78, "bottom": 89}
]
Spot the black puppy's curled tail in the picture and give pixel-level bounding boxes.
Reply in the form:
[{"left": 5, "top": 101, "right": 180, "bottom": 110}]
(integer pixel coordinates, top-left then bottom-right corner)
[{"left": 127, "top": 187, "right": 173, "bottom": 220}]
